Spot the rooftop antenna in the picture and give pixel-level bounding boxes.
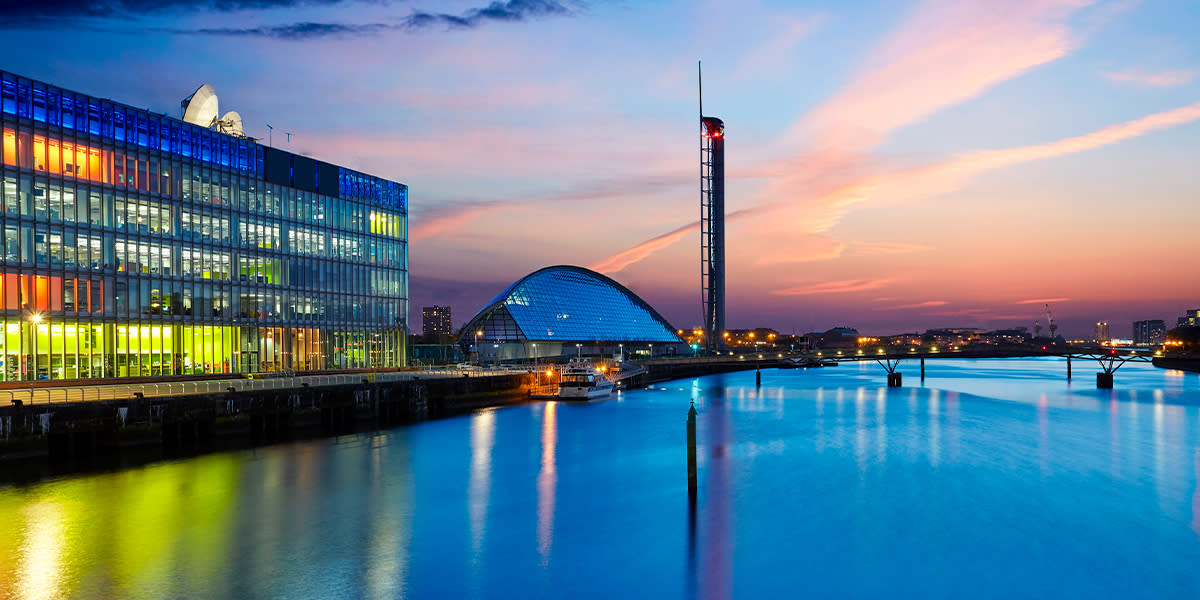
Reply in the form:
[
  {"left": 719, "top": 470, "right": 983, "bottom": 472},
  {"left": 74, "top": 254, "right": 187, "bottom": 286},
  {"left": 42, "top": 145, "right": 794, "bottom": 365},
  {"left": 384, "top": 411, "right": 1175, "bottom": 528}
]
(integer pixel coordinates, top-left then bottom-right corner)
[
  {"left": 698, "top": 60, "right": 703, "bottom": 120},
  {"left": 266, "top": 124, "right": 274, "bottom": 147},
  {"left": 286, "top": 132, "right": 293, "bottom": 148}
]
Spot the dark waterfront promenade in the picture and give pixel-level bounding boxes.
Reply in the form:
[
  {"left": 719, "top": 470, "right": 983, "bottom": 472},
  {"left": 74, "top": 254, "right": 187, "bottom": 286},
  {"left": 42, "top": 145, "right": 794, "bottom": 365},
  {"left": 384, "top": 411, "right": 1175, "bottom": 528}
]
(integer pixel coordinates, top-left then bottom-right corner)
[
  {"left": 0, "top": 369, "right": 534, "bottom": 467},
  {"left": 2, "top": 358, "right": 1199, "bottom": 599}
]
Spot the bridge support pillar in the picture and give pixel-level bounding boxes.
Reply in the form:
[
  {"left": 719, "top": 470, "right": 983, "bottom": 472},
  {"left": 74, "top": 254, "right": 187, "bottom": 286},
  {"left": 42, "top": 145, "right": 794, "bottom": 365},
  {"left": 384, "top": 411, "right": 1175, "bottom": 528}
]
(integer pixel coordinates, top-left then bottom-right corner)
[
  {"left": 1097, "top": 372, "right": 1113, "bottom": 389},
  {"left": 887, "top": 372, "right": 903, "bottom": 387},
  {"left": 920, "top": 359, "right": 925, "bottom": 381}
]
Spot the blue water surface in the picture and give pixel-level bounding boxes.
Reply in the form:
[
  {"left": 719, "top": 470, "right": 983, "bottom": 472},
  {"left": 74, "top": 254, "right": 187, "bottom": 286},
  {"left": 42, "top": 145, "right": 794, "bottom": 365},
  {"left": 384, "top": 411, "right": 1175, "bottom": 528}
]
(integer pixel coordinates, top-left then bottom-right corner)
[{"left": 1, "top": 358, "right": 1198, "bottom": 599}]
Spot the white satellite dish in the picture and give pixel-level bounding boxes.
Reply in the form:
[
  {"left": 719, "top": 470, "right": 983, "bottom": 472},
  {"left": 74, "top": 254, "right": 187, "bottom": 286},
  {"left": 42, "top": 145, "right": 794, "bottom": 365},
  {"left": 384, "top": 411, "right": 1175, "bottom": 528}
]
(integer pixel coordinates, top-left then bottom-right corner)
[
  {"left": 181, "top": 84, "right": 219, "bottom": 128},
  {"left": 217, "top": 111, "right": 244, "bottom": 136}
]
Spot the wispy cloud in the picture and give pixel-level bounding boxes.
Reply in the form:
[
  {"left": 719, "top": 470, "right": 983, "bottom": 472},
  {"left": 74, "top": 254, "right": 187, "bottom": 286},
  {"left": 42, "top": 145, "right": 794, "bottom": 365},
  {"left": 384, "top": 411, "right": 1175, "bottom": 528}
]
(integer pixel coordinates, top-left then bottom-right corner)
[
  {"left": 588, "top": 221, "right": 697, "bottom": 274},
  {"left": 593, "top": 98, "right": 1200, "bottom": 274},
  {"left": 887, "top": 300, "right": 949, "bottom": 309},
  {"left": 178, "top": 21, "right": 391, "bottom": 39},
  {"left": 411, "top": 201, "right": 511, "bottom": 242},
  {"left": 404, "top": 0, "right": 576, "bottom": 30},
  {"left": 795, "top": 0, "right": 1084, "bottom": 150},
  {"left": 7, "top": 0, "right": 583, "bottom": 38},
  {"left": 773, "top": 279, "right": 893, "bottom": 296},
  {"left": 0, "top": 0, "right": 353, "bottom": 20},
  {"left": 1101, "top": 67, "right": 1197, "bottom": 87},
  {"left": 592, "top": 0, "right": 1095, "bottom": 273},
  {"left": 731, "top": 15, "right": 824, "bottom": 82},
  {"left": 850, "top": 241, "right": 933, "bottom": 256},
  {"left": 1015, "top": 297, "right": 1071, "bottom": 304}
]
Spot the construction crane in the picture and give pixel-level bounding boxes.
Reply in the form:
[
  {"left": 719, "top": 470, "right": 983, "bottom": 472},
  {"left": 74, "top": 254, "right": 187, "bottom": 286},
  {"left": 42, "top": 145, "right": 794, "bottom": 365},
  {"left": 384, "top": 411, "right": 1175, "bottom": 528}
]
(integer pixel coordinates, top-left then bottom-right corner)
[{"left": 1044, "top": 303, "right": 1058, "bottom": 339}]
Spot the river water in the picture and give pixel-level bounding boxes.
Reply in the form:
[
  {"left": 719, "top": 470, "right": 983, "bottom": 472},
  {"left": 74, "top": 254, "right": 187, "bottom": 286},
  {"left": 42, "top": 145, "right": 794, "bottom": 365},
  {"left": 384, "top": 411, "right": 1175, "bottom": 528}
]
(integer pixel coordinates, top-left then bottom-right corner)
[{"left": 2, "top": 358, "right": 1199, "bottom": 599}]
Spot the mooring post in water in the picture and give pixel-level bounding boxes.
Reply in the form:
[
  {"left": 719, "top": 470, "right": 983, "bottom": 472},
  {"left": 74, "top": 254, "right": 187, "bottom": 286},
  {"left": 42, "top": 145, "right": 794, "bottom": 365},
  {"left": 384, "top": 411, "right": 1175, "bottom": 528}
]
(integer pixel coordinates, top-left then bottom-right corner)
[
  {"left": 1067, "top": 355, "right": 1072, "bottom": 380},
  {"left": 687, "top": 399, "right": 698, "bottom": 501},
  {"left": 920, "top": 358, "right": 925, "bottom": 381},
  {"left": 755, "top": 368, "right": 761, "bottom": 387}
]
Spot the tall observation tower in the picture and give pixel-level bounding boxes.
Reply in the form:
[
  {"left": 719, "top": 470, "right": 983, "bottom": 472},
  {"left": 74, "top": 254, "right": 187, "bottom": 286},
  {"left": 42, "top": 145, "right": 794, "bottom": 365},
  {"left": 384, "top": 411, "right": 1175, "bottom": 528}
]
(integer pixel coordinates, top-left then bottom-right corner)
[{"left": 699, "top": 62, "right": 725, "bottom": 353}]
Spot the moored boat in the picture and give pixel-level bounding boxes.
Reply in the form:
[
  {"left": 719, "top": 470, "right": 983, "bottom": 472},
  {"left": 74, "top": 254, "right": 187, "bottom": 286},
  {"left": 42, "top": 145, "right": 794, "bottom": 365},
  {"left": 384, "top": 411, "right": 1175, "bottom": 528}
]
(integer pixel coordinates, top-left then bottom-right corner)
[{"left": 558, "top": 358, "right": 615, "bottom": 399}]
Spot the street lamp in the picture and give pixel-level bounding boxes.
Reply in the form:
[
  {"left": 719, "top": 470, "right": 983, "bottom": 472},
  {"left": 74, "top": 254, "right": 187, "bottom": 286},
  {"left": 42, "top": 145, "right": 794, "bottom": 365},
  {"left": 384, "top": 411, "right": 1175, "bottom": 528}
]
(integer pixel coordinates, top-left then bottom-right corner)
[
  {"left": 475, "top": 329, "right": 483, "bottom": 365},
  {"left": 649, "top": 343, "right": 653, "bottom": 358},
  {"left": 576, "top": 343, "right": 582, "bottom": 358},
  {"left": 28, "top": 312, "right": 42, "bottom": 382},
  {"left": 618, "top": 343, "right": 623, "bottom": 362}
]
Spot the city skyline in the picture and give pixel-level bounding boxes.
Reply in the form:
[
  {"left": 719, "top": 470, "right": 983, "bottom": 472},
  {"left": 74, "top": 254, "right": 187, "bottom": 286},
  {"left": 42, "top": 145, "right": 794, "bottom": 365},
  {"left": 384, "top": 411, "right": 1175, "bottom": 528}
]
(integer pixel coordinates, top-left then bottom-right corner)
[{"left": 4, "top": 1, "right": 1197, "bottom": 336}]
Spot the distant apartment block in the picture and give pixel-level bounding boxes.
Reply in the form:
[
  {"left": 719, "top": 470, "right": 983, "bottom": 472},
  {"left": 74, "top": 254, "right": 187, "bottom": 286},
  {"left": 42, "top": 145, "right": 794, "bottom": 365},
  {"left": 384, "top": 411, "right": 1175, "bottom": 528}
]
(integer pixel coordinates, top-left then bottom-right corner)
[
  {"left": 1133, "top": 320, "right": 1166, "bottom": 345},
  {"left": 1094, "top": 322, "right": 1111, "bottom": 343},
  {"left": 422, "top": 305, "right": 452, "bottom": 337},
  {"left": 1178, "top": 309, "right": 1200, "bottom": 327}
]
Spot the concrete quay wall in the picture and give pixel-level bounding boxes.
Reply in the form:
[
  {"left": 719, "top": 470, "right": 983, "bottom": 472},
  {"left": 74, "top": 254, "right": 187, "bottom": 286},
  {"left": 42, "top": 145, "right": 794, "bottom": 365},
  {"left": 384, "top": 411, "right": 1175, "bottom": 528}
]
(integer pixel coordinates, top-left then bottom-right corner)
[{"left": 0, "top": 373, "right": 533, "bottom": 463}]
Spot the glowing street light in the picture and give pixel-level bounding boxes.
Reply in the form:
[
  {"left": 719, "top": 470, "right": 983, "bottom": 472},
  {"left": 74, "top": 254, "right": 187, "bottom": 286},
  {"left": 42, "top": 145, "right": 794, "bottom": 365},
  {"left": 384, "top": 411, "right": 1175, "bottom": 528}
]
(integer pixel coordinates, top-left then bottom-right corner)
[{"left": 28, "top": 312, "right": 42, "bottom": 382}]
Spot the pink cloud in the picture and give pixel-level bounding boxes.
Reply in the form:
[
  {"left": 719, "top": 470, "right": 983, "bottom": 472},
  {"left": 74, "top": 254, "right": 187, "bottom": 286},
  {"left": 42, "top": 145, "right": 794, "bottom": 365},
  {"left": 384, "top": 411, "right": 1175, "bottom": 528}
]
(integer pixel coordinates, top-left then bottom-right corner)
[
  {"left": 773, "top": 278, "right": 894, "bottom": 296},
  {"left": 1101, "top": 67, "right": 1197, "bottom": 87},
  {"left": 732, "top": 15, "right": 824, "bottom": 82},
  {"left": 588, "top": 98, "right": 1200, "bottom": 275},
  {"left": 795, "top": 0, "right": 1085, "bottom": 150},
  {"left": 410, "top": 201, "right": 509, "bottom": 242},
  {"left": 588, "top": 221, "right": 698, "bottom": 274},
  {"left": 891, "top": 300, "right": 949, "bottom": 309},
  {"left": 850, "top": 242, "right": 933, "bottom": 256},
  {"left": 1015, "top": 297, "right": 1072, "bottom": 304}
]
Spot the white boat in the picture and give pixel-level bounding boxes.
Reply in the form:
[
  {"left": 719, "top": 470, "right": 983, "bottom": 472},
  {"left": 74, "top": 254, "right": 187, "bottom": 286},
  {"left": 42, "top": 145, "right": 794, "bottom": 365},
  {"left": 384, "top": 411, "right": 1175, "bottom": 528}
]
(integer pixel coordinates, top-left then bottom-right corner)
[{"left": 557, "top": 358, "right": 615, "bottom": 399}]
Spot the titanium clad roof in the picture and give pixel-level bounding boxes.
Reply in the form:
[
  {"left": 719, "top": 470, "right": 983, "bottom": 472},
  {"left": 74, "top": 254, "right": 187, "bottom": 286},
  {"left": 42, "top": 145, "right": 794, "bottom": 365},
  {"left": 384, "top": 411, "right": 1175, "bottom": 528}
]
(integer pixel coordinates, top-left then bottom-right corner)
[{"left": 462, "top": 266, "right": 681, "bottom": 344}]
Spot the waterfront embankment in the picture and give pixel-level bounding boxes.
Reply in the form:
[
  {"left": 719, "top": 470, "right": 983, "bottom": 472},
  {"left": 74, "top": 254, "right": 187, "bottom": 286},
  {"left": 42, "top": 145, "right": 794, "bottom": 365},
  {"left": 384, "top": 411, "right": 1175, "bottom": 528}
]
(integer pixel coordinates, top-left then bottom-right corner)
[
  {"left": 0, "top": 372, "right": 533, "bottom": 468},
  {"left": 1153, "top": 354, "right": 1200, "bottom": 373}
]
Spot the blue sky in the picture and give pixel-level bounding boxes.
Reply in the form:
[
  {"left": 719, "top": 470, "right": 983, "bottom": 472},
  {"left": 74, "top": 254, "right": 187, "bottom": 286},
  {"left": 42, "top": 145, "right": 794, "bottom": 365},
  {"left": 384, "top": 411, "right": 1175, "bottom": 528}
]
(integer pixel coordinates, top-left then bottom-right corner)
[{"left": 3, "top": 0, "right": 1199, "bottom": 336}]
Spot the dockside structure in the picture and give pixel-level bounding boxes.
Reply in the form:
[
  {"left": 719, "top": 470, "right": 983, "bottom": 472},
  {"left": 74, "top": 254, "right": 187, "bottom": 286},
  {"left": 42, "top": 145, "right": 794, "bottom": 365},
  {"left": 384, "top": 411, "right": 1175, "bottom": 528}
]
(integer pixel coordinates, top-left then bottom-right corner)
[{"left": 0, "top": 72, "right": 407, "bottom": 381}]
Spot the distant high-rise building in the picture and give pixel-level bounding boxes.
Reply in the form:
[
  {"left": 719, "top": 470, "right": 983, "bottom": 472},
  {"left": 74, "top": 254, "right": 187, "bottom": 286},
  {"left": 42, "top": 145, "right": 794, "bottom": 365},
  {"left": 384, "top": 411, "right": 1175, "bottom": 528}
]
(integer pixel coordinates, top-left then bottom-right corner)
[
  {"left": 1133, "top": 320, "right": 1167, "bottom": 345},
  {"left": 1094, "top": 322, "right": 1111, "bottom": 343},
  {"left": 1178, "top": 309, "right": 1200, "bottom": 327},
  {"left": 422, "top": 306, "right": 452, "bottom": 337}
]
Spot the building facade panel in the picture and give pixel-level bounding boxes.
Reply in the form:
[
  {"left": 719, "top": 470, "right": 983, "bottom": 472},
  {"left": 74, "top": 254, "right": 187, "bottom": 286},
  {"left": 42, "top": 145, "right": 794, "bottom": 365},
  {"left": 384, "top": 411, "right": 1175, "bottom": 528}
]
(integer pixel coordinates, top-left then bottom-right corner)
[{"left": 0, "top": 71, "right": 408, "bottom": 381}]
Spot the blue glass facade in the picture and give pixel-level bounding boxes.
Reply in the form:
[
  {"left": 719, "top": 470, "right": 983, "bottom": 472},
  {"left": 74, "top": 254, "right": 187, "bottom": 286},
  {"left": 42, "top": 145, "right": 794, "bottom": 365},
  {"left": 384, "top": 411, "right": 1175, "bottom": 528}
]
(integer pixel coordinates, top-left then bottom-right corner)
[
  {"left": 0, "top": 71, "right": 408, "bottom": 380},
  {"left": 461, "top": 266, "right": 680, "bottom": 352}
]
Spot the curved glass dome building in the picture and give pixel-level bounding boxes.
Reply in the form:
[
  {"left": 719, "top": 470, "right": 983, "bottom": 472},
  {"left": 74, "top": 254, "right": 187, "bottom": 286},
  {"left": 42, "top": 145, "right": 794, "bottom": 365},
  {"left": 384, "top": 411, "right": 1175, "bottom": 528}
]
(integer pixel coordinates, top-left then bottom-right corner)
[{"left": 459, "top": 266, "right": 681, "bottom": 361}]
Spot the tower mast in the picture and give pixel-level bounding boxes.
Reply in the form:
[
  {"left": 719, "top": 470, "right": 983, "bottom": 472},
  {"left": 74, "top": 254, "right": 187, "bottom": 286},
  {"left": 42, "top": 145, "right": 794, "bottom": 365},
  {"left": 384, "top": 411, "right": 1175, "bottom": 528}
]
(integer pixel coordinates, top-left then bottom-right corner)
[{"left": 699, "top": 62, "right": 725, "bottom": 354}]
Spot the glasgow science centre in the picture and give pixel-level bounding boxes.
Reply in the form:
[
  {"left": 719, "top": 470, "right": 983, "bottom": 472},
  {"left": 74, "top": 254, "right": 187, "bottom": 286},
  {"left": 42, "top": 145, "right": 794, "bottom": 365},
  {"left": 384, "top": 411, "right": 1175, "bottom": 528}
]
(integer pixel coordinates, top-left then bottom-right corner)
[{"left": 0, "top": 71, "right": 408, "bottom": 381}]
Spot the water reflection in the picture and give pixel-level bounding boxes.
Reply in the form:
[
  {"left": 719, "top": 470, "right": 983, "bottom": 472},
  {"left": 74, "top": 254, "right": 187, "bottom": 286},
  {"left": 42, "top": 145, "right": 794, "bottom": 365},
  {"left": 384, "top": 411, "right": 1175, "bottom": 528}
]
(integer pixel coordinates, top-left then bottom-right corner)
[
  {"left": 1193, "top": 449, "right": 1200, "bottom": 539},
  {"left": 0, "top": 360, "right": 1196, "bottom": 599},
  {"left": 469, "top": 409, "right": 496, "bottom": 560},
  {"left": 18, "top": 498, "right": 65, "bottom": 600},
  {"left": 700, "top": 376, "right": 733, "bottom": 600},
  {"left": 537, "top": 402, "right": 558, "bottom": 565}
]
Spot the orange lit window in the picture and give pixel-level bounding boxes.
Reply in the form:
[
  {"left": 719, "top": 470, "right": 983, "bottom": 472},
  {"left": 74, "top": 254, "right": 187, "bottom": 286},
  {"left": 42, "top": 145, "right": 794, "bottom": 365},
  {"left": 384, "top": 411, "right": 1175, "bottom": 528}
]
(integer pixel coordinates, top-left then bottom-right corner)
[
  {"left": 1, "top": 129, "right": 14, "bottom": 166},
  {"left": 3, "top": 128, "right": 111, "bottom": 183},
  {"left": 48, "top": 138, "right": 61, "bottom": 174}
]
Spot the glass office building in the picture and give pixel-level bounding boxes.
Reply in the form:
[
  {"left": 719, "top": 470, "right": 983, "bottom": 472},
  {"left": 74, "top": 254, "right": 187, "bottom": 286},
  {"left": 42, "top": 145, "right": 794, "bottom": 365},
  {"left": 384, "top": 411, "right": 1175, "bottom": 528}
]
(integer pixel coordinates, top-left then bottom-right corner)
[
  {"left": 459, "top": 265, "right": 681, "bottom": 361},
  {"left": 0, "top": 71, "right": 407, "bottom": 381}
]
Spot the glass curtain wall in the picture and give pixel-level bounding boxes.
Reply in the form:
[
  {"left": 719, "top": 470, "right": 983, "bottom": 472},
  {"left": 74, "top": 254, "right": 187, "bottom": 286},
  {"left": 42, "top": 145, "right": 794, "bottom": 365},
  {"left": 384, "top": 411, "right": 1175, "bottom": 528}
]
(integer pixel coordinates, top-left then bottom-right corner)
[{"left": 0, "top": 71, "right": 408, "bottom": 381}]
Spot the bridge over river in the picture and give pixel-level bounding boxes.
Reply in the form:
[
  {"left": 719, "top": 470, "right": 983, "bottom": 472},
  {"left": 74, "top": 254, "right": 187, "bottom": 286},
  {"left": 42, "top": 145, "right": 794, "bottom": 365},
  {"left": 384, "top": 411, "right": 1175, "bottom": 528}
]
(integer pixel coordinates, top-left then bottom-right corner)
[
  {"left": 638, "top": 346, "right": 1167, "bottom": 390},
  {"left": 801, "top": 346, "right": 1163, "bottom": 388}
]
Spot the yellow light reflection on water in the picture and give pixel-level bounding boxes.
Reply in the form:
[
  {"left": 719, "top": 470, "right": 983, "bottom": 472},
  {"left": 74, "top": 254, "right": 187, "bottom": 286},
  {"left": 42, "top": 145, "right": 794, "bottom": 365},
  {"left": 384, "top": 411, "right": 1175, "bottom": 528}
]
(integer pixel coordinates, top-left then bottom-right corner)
[
  {"left": 538, "top": 402, "right": 558, "bottom": 565},
  {"left": 0, "top": 454, "right": 241, "bottom": 600}
]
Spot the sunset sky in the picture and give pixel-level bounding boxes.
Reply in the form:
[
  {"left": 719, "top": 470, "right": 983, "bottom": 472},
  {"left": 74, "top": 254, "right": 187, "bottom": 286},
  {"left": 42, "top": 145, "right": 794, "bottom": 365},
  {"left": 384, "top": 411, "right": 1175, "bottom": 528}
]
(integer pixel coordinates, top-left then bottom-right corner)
[{"left": 3, "top": 0, "right": 1198, "bottom": 336}]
